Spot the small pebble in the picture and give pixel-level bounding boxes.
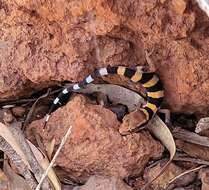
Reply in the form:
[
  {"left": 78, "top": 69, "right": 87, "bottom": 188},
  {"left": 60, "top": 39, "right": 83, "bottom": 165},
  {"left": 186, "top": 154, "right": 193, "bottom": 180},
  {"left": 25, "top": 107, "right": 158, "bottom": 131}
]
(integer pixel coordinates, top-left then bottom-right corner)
[
  {"left": 3, "top": 110, "right": 14, "bottom": 123},
  {"left": 12, "top": 106, "right": 26, "bottom": 117}
]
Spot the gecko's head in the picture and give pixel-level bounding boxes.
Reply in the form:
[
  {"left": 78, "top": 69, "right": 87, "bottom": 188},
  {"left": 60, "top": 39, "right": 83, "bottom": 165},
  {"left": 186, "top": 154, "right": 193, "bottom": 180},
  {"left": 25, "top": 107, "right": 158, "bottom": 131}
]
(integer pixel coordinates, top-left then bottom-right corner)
[{"left": 119, "top": 110, "right": 148, "bottom": 135}]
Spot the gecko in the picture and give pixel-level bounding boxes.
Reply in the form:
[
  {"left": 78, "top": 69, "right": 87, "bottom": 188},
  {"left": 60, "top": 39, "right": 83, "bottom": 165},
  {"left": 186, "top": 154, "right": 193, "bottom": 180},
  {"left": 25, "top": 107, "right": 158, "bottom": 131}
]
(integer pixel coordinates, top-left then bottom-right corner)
[{"left": 44, "top": 66, "right": 164, "bottom": 133}]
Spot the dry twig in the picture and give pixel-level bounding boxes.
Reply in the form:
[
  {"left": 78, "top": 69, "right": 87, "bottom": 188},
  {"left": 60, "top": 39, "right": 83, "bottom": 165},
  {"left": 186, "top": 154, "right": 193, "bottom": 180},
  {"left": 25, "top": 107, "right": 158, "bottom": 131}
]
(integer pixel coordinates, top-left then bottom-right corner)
[{"left": 35, "top": 126, "right": 72, "bottom": 190}]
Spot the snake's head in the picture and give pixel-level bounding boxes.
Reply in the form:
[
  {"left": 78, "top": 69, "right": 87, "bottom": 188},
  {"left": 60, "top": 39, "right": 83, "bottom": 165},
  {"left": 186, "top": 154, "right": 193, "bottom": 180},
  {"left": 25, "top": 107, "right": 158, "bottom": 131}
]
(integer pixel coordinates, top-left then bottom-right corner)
[{"left": 119, "top": 110, "right": 148, "bottom": 135}]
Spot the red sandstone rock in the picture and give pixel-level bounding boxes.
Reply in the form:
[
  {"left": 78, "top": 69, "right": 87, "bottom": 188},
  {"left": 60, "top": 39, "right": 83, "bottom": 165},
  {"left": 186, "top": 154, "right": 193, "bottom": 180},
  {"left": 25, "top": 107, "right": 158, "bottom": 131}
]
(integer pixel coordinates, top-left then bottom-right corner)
[
  {"left": 0, "top": 1, "right": 209, "bottom": 114},
  {"left": 0, "top": 0, "right": 137, "bottom": 99},
  {"left": 28, "top": 95, "right": 163, "bottom": 182}
]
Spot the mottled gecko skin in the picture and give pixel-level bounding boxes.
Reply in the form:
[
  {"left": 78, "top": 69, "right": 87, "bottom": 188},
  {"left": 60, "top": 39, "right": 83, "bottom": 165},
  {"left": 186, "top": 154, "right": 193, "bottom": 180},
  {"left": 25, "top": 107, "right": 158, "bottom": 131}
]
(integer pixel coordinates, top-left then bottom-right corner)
[{"left": 44, "top": 66, "right": 164, "bottom": 132}]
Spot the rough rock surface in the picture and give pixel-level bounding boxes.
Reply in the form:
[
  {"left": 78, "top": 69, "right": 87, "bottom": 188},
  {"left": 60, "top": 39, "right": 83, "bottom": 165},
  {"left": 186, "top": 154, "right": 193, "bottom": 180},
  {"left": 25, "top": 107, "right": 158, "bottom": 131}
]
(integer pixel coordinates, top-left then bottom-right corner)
[
  {"left": 1, "top": 0, "right": 209, "bottom": 114},
  {"left": 28, "top": 95, "right": 163, "bottom": 182},
  {"left": 73, "top": 176, "right": 133, "bottom": 190}
]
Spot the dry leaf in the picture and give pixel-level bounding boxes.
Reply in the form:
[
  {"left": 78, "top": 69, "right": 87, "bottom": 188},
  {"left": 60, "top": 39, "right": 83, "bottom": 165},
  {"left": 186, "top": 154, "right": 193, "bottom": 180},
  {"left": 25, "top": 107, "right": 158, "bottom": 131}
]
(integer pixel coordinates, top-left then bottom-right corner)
[
  {"left": 0, "top": 122, "right": 30, "bottom": 169},
  {"left": 45, "top": 138, "right": 56, "bottom": 160},
  {"left": 174, "top": 153, "right": 209, "bottom": 166},
  {"left": 27, "top": 140, "right": 61, "bottom": 190},
  {"left": 173, "top": 127, "right": 209, "bottom": 147},
  {"left": 176, "top": 140, "right": 209, "bottom": 161},
  {"left": 196, "top": 117, "right": 209, "bottom": 134},
  {"left": 8, "top": 122, "right": 52, "bottom": 189},
  {"left": 4, "top": 161, "right": 32, "bottom": 190},
  {"left": 169, "top": 165, "right": 206, "bottom": 185},
  {"left": 0, "top": 122, "right": 37, "bottom": 189},
  {"left": 144, "top": 162, "right": 183, "bottom": 189}
]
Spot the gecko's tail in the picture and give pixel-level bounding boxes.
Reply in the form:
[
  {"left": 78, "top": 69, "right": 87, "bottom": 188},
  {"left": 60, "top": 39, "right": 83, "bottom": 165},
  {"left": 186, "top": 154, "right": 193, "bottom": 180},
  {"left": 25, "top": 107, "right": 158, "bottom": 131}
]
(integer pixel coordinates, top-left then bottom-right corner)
[{"left": 43, "top": 114, "right": 51, "bottom": 129}]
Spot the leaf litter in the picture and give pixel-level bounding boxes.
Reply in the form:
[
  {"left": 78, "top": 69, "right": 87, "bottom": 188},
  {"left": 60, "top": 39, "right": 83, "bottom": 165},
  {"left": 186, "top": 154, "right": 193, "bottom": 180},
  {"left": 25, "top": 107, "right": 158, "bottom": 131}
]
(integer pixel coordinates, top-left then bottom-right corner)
[{"left": 3, "top": 82, "right": 208, "bottom": 189}]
